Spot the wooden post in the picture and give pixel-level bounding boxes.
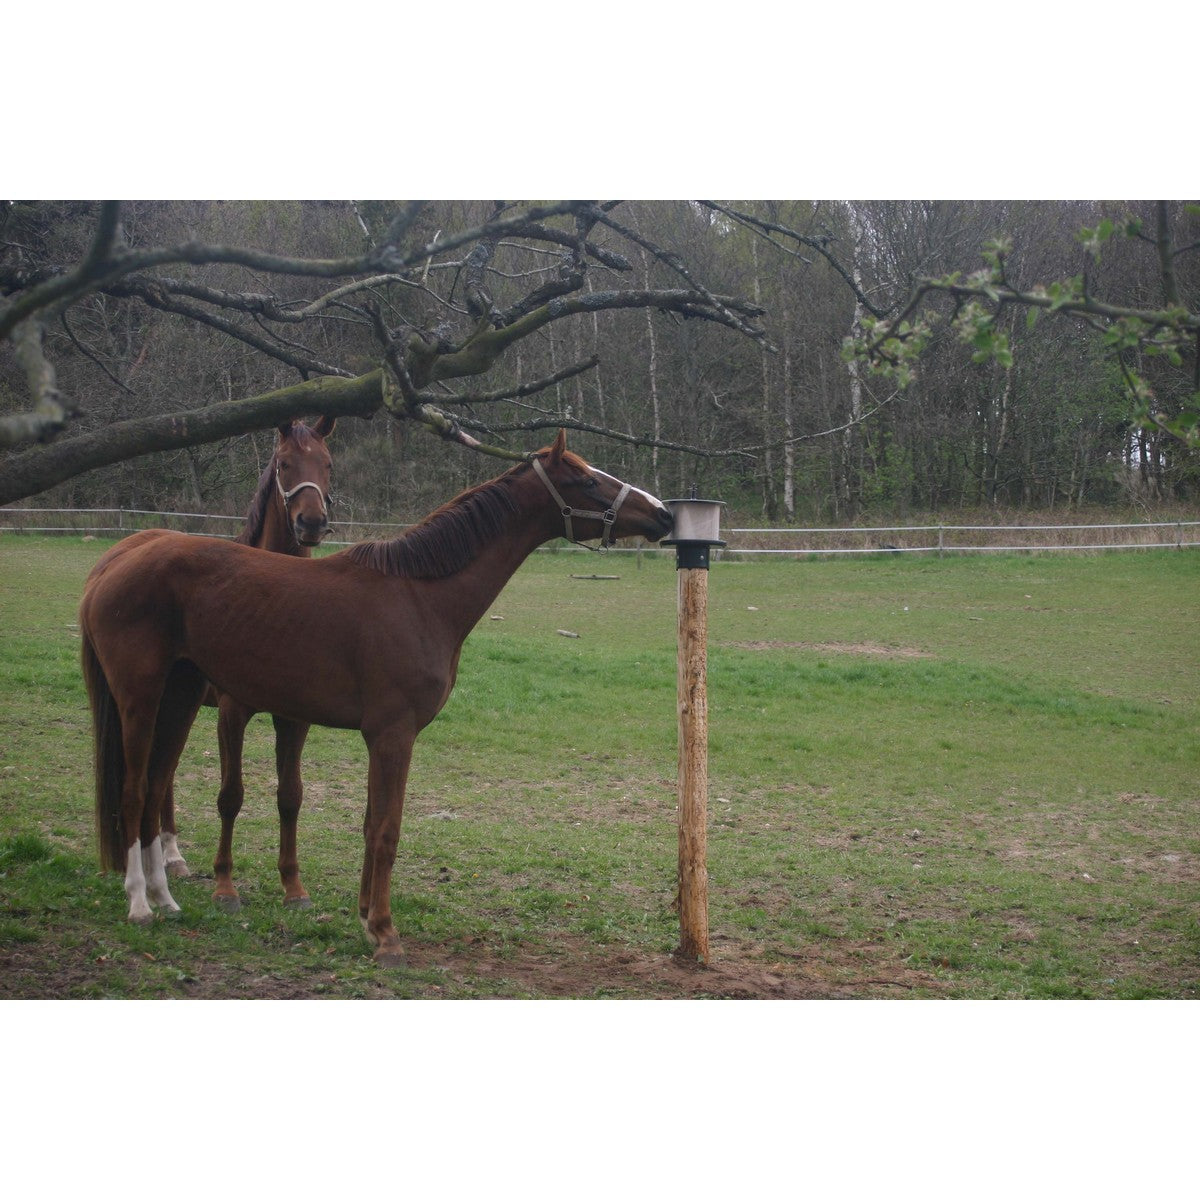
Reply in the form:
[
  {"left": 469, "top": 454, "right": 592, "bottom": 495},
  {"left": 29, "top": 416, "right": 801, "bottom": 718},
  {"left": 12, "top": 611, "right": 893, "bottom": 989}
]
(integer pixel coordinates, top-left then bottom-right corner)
[
  {"left": 664, "top": 494, "right": 723, "bottom": 965},
  {"left": 676, "top": 563, "right": 709, "bottom": 963}
]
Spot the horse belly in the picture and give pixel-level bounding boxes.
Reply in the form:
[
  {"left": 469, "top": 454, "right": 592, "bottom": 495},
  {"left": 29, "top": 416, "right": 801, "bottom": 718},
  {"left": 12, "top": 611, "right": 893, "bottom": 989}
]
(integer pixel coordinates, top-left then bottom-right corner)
[{"left": 186, "top": 622, "right": 362, "bottom": 729}]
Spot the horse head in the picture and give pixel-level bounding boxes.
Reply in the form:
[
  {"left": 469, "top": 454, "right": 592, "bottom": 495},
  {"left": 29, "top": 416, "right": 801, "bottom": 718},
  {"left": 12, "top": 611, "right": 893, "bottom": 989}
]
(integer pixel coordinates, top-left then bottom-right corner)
[
  {"left": 530, "top": 428, "right": 673, "bottom": 547},
  {"left": 275, "top": 416, "right": 336, "bottom": 547}
]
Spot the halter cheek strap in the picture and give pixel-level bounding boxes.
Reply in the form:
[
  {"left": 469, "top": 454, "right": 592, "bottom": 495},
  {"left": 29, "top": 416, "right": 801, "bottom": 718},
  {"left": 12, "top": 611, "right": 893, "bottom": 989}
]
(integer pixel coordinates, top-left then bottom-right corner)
[
  {"left": 276, "top": 468, "right": 330, "bottom": 519},
  {"left": 530, "top": 456, "right": 631, "bottom": 550}
]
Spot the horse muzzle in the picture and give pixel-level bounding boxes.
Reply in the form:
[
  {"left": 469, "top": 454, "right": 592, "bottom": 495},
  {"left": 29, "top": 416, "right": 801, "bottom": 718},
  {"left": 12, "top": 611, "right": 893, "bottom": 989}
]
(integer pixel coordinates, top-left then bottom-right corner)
[
  {"left": 644, "top": 505, "right": 674, "bottom": 543},
  {"left": 294, "top": 515, "right": 331, "bottom": 547}
]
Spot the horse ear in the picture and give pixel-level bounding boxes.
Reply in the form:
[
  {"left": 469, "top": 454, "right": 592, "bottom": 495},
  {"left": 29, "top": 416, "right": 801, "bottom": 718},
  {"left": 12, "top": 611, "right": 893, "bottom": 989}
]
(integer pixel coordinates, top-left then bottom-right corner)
[
  {"left": 277, "top": 420, "right": 296, "bottom": 441},
  {"left": 312, "top": 415, "right": 337, "bottom": 439},
  {"left": 548, "top": 427, "right": 567, "bottom": 463}
]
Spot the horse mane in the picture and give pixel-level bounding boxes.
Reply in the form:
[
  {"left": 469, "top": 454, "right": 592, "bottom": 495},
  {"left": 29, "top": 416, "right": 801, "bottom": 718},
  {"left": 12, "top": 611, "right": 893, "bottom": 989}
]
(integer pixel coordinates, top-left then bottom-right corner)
[
  {"left": 344, "top": 471, "right": 521, "bottom": 579},
  {"left": 235, "top": 422, "right": 323, "bottom": 546},
  {"left": 344, "top": 449, "right": 589, "bottom": 580},
  {"left": 235, "top": 460, "right": 277, "bottom": 546}
]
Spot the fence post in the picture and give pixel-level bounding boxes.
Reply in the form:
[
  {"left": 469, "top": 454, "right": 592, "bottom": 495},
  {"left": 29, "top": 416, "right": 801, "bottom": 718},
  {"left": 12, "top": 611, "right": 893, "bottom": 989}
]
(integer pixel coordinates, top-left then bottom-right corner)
[
  {"left": 663, "top": 495, "right": 725, "bottom": 966},
  {"left": 938, "top": 524, "right": 945, "bottom": 557}
]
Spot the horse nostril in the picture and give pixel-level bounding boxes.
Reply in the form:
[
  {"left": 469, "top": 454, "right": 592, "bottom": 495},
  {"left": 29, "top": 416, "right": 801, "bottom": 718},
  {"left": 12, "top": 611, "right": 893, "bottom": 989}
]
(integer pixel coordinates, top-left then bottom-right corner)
[{"left": 295, "top": 515, "right": 329, "bottom": 543}]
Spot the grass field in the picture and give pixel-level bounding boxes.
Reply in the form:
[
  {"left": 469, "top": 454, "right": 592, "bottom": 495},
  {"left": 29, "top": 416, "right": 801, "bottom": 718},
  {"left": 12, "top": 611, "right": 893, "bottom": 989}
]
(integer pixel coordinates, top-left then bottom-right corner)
[{"left": 1, "top": 535, "right": 1197, "bottom": 998}]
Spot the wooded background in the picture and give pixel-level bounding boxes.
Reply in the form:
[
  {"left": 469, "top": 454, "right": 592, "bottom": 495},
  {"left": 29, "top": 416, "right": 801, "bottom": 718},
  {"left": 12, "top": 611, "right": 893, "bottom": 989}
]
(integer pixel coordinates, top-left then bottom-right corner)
[{"left": 3, "top": 199, "right": 1197, "bottom": 524}]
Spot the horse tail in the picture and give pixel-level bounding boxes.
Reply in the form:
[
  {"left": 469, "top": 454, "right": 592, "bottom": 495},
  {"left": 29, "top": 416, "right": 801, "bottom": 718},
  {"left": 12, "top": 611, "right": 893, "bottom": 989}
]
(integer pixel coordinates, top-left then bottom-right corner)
[{"left": 81, "top": 631, "right": 125, "bottom": 873}]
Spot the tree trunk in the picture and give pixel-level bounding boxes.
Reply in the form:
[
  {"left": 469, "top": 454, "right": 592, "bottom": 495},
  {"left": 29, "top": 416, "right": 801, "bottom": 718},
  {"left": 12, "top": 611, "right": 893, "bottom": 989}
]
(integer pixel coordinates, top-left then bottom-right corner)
[{"left": 751, "top": 238, "right": 775, "bottom": 519}]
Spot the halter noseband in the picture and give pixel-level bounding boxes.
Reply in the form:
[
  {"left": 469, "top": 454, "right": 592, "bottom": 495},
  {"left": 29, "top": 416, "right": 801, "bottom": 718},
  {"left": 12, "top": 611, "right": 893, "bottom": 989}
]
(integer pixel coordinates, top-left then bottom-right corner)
[
  {"left": 276, "top": 468, "right": 330, "bottom": 521},
  {"left": 530, "top": 456, "right": 631, "bottom": 551}
]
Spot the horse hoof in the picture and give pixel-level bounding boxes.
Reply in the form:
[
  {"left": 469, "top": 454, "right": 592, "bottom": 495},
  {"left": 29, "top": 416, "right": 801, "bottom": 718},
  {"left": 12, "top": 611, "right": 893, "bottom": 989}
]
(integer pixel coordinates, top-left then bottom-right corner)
[
  {"left": 160, "top": 906, "right": 183, "bottom": 921},
  {"left": 129, "top": 910, "right": 155, "bottom": 926},
  {"left": 373, "top": 946, "right": 406, "bottom": 968},
  {"left": 213, "top": 894, "right": 242, "bottom": 913},
  {"left": 165, "top": 860, "right": 191, "bottom": 878},
  {"left": 284, "top": 896, "right": 313, "bottom": 909}
]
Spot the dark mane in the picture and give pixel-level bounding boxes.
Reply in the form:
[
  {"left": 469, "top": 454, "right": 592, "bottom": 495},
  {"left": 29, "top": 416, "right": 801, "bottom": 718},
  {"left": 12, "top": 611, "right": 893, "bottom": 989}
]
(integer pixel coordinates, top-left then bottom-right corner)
[
  {"left": 344, "top": 468, "right": 524, "bottom": 579},
  {"left": 235, "top": 422, "right": 322, "bottom": 546},
  {"left": 235, "top": 459, "right": 277, "bottom": 546}
]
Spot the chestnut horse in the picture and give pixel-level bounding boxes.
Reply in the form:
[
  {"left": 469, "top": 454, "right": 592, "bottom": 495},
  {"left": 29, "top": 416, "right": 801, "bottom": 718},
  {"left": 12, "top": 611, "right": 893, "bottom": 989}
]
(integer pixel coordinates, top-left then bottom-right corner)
[
  {"left": 159, "top": 416, "right": 336, "bottom": 912},
  {"left": 79, "top": 430, "right": 672, "bottom": 963}
]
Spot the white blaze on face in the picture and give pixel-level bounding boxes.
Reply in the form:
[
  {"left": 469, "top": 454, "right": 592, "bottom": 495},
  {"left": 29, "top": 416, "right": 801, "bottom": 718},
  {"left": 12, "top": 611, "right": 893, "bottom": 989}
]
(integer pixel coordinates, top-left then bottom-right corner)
[{"left": 590, "top": 467, "right": 665, "bottom": 511}]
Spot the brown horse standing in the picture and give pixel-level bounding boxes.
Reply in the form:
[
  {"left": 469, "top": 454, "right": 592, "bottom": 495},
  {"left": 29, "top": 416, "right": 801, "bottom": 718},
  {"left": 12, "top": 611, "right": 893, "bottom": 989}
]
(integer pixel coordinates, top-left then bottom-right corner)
[
  {"left": 79, "top": 430, "right": 672, "bottom": 963},
  {"left": 159, "top": 416, "right": 336, "bottom": 914}
]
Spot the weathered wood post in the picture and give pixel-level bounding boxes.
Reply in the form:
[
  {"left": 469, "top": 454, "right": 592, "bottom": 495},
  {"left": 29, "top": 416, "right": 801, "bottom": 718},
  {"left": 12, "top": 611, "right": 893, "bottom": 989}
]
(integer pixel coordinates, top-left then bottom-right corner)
[{"left": 663, "top": 492, "right": 725, "bottom": 964}]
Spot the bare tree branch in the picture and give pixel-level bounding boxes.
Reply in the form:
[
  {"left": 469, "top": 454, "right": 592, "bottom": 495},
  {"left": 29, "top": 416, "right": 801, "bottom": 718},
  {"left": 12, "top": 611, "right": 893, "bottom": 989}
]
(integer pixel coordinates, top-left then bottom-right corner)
[
  {"left": 450, "top": 412, "right": 759, "bottom": 462},
  {"left": 0, "top": 370, "right": 385, "bottom": 504},
  {"left": 699, "top": 200, "right": 889, "bottom": 318},
  {"left": 418, "top": 355, "right": 601, "bottom": 406},
  {"left": 0, "top": 313, "right": 76, "bottom": 447},
  {"left": 0, "top": 201, "right": 594, "bottom": 343},
  {"left": 0, "top": 201, "right": 123, "bottom": 340},
  {"left": 108, "top": 278, "right": 354, "bottom": 377},
  {"left": 590, "top": 205, "right": 773, "bottom": 348},
  {"left": 415, "top": 287, "right": 766, "bottom": 387},
  {"left": 1, "top": 200, "right": 776, "bottom": 493}
]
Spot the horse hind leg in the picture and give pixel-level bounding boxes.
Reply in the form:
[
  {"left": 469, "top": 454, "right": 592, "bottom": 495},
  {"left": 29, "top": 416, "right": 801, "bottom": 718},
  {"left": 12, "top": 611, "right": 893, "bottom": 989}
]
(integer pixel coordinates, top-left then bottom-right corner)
[
  {"left": 115, "top": 701, "right": 161, "bottom": 925},
  {"left": 140, "top": 661, "right": 208, "bottom": 918},
  {"left": 273, "top": 716, "right": 312, "bottom": 908}
]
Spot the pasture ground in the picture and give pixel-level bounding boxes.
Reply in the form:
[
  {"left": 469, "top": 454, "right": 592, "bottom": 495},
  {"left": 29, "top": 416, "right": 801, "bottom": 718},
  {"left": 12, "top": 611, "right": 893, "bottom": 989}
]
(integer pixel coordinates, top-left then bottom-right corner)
[{"left": 1, "top": 536, "right": 1197, "bottom": 999}]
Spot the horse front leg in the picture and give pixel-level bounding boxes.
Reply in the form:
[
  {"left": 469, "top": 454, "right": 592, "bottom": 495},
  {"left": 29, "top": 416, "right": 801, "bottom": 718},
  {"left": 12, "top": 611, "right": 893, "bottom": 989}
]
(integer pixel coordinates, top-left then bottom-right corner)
[
  {"left": 272, "top": 715, "right": 312, "bottom": 907},
  {"left": 160, "top": 682, "right": 215, "bottom": 877},
  {"left": 212, "top": 693, "right": 253, "bottom": 912},
  {"left": 359, "top": 729, "right": 415, "bottom": 965}
]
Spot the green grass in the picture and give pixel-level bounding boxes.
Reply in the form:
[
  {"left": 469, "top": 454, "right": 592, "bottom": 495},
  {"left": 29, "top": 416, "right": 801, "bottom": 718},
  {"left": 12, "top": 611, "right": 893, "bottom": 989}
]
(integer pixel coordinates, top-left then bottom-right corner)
[{"left": 1, "top": 535, "right": 1197, "bottom": 998}]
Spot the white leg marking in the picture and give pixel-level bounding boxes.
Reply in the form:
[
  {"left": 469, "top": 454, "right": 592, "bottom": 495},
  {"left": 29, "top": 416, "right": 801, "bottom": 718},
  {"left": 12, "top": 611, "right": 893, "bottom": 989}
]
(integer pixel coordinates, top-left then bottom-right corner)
[
  {"left": 161, "top": 830, "right": 190, "bottom": 873},
  {"left": 143, "top": 837, "right": 180, "bottom": 913},
  {"left": 124, "top": 838, "right": 153, "bottom": 924}
]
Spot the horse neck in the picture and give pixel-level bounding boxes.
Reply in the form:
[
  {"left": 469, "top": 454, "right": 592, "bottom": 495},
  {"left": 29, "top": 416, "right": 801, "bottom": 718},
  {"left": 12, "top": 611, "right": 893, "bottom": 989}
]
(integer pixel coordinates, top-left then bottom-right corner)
[
  {"left": 252, "top": 490, "right": 308, "bottom": 556},
  {"left": 425, "top": 482, "right": 558, "bottom": 635}
]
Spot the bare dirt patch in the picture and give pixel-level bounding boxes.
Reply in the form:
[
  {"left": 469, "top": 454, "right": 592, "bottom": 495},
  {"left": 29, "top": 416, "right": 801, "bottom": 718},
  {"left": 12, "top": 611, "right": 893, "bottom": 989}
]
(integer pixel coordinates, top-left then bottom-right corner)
[
  {"left": 352, "top": 932, "right": 941, "bottom": 999},
  {"left": 0, "top": 929, "right": 940, "bottom": 1000},
  {"left": 726, "top": 640, "right": 934, "bottom": 659}
]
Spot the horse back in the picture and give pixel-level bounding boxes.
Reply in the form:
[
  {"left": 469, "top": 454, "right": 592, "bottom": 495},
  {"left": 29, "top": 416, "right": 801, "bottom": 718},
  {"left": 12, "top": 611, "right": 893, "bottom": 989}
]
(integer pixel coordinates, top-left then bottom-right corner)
[{"left": 81, "top": 531, "right": 452, "bottom": 732}]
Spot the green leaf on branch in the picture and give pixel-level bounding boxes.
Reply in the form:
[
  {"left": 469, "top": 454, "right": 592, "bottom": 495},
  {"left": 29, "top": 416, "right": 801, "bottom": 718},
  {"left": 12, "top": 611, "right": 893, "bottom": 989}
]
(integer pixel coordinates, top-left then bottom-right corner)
[
  {"left": 1077, "top": 220, "right": 1114, "bottom": 259},
  {"left": 1046, "top": 278, "right": 1082, "bottom": 312}
]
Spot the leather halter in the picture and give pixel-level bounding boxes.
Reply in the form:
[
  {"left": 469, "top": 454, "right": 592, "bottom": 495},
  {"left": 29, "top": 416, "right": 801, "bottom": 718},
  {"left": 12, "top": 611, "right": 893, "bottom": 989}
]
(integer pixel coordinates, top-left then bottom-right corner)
[
  {"left": 276, "top": 468, "right": 330, "bottom": 520},
  {"left": 530, "top": 456, "right": 631, "bottom": 550}
]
